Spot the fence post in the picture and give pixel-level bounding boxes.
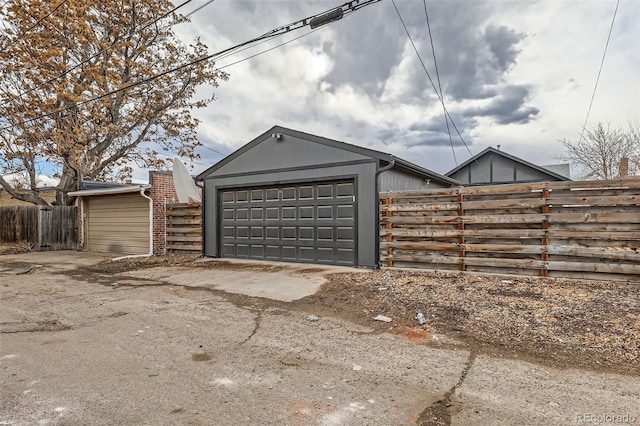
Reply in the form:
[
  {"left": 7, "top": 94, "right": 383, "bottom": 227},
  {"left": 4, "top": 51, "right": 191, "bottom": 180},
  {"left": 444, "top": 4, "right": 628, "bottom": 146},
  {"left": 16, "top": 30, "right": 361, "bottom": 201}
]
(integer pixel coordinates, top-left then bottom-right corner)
[
  {"left": 385, "top": 197, "right": 393, "bottom": 268},
  {"left": 540, "top": 184, "right": 550, "bottom": 277},
  {"left": 456, "top": 188, "right": 465, "bottom": 272}
]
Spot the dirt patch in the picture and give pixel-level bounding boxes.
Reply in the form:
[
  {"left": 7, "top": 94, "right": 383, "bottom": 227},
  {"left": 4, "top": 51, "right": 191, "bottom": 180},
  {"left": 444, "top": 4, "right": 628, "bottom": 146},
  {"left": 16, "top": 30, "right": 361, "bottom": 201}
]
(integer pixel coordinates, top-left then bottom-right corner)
[
  {"left": 1, "top": 319, "right": 72, "bottom": 334},
  {"left": 84, "top": 256, "right": 291, "bottom": 275},
  {"left": 191, "top": 353, "right": 215, "bottom": 362},
  {"left": 85, "top": 255, "right": 198, "bottom": 274},
  {"left": 0, "top": 242, "right": 35, "bottom": 256}
]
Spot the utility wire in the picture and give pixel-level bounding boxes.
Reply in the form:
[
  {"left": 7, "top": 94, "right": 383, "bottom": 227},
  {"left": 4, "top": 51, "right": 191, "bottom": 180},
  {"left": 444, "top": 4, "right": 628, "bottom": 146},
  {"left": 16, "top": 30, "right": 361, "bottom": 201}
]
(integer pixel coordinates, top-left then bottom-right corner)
[
  {"left": 186, "top": 0, "right": 216, "bottom": 17},
  {"left": 198, "top": 144, "right": 226, "bottom": 157},
  {"left": 215, "top": 27, "right": 323, "bottom": 72},
  {"left": 577, "top": 0, "right": 620, "bottom": 143},
  {"left": 0, "top": 0, "right": 70, "bottom": 53},
  {"left": 0, "top": 0, "right": 196, "bottom": 108},
  {"left": 422, "top": 0, "right": 456, "bottom": 165},
  {"left": 2, "top": 0, "right": 381, "bottom": 131},
  {"left": 391, "top": 0, "right": 473, "bottom": 157}
]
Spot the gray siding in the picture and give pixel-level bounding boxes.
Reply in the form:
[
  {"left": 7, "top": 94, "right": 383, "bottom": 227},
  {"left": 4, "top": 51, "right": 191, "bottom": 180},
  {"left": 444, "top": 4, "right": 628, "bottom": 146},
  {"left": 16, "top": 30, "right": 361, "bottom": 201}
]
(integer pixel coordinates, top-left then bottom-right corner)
[
  {"left": 450, "top": 153, "right": 563, "bottom": 185},
  {"left": 378, "top": 168, "right": 449, "bottom": 191},
  {"left": 212, "top": 133, "right": 370, "bottom": 176}
]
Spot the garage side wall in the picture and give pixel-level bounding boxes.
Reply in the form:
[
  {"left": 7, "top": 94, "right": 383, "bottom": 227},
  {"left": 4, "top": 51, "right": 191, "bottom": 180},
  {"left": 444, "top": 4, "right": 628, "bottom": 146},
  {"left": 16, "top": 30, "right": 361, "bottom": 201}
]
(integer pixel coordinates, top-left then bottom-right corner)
[
  {"left": 379, "top": 168, "right": 450, "bottom": 191},
  {"left": 203, "top": 162, "right": 378, "bottom": 267}
]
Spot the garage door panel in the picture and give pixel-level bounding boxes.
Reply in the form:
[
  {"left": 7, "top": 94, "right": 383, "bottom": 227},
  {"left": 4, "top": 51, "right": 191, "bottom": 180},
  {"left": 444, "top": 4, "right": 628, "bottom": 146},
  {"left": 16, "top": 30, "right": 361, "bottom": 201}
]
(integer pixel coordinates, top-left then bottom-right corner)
[
  {"left": 219, "top": 180, "right": 356, "bottom": 266},
  {"left": 266, "top": 189, "right": 279, "bottom": 201},
  {"left": 222, "top": 243, "right": 236, "bottom": 256},
  {"left": 317, "top": 227, "right": 333, "bottom": 240},
  {"left": 337, "top": 227, "right": 354, "bottom": 241},
  {"left": 235, "top": 227, "right": 248, "bottom": 238},
  {"left": 265, "top": 207, "right": 279, "bottom": 220},
  {"left": 299, "top": 247, "right": 315, "bottom": 261},
  {"left": 236, "top": 244, "right": 249, "bottom": 257},
  {"left": 223, "top": 227, "right": 234, "bottom": 238},
  {"left": 265, "top": 245, "right": 280, "bottom": 259},
  {"left": 299, "top": 227, "right": 314, "bottom": 240},
  {"left": 337, "top": 249, "right": 355, "bottom": 264},
  {"left": 265, "top": 227, "right": 279, "bottom": 239},
  {"left": 298, "top": 206, "right": 314, "bottom": 219},
  {"left": 317, "top": 206, "right": 334, "bottom": 219},
  {"left": 282, "top": 207, "right": 296, "bottom": 219},
  {"left": 336, "top": 183, "right": 354, "bottom": 197}
]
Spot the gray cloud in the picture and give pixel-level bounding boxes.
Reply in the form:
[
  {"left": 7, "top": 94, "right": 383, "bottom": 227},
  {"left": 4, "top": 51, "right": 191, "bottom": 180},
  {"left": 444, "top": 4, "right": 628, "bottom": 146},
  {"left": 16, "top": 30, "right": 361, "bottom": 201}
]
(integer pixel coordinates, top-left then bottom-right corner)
[
  {"left": 183, "top": 0, "right": 546, "bottom": 168},
  {"left": 484, "top": 24, "right": 525, "bottom": 71},
  {"left": 381, "top": 119, "right": 467, "bottom": 149},
  {"left": 462, "top": 85, "right": 540, "bottom": 125}
]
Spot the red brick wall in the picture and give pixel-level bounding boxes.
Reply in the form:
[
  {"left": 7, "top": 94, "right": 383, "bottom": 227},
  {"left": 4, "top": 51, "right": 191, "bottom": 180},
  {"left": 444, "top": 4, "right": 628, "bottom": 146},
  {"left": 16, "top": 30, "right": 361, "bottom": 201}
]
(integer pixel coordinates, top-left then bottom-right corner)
[{"left": 150, "top": 171, "right": 178, "bottom": 255}]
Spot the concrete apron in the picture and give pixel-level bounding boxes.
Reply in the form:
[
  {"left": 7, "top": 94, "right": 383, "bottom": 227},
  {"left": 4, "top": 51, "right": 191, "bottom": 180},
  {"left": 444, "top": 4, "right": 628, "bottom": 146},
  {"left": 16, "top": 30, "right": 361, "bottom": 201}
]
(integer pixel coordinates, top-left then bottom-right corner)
[
  {"left": 0, "top": 252, "right": 359, "bottom": 302},
  {"left": 118, "top": 258, "right": 363, "bottom": 302}
]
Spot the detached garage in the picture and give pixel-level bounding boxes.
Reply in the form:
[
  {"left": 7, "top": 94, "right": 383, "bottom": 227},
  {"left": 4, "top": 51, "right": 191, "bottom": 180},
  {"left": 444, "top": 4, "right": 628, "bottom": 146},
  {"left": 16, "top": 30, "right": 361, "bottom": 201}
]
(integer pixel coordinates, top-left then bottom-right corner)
[
  {"left": 69, "top": 185, "right": 153, "bottom": 255},
  {"left": 198, "top": 126, "right": 460, "bottom": 267}
]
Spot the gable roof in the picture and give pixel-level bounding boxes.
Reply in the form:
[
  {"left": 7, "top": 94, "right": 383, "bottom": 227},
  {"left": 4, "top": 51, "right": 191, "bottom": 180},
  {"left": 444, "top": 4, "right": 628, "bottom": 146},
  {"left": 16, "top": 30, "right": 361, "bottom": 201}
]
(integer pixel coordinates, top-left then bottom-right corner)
[
  {"left": 445, "top": 146, "right": 571, "bottom": 181},
  {"left": 197, "top": 125, "right": 461, "bottom": 186}
]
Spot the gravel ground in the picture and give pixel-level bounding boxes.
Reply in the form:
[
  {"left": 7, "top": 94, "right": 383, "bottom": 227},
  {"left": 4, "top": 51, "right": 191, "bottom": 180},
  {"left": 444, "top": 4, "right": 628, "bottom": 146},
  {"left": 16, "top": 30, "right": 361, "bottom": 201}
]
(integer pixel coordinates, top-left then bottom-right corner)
[
  {"left": 80, "top": 255, "right": 640, "bottom": 376},
  {"left": 311, "top": 269, "right": 639, "bottom": 376}
]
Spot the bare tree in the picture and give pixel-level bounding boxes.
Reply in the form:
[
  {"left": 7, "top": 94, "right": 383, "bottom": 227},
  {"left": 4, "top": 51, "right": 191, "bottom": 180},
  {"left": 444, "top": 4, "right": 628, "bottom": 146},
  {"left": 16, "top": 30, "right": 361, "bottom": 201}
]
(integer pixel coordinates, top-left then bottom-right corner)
[
  {"left": 560, "top": 122, "right": 640, "bottom": 180},
  {"left": 0, "top": 0, "right": 228, "bottom": 205}
]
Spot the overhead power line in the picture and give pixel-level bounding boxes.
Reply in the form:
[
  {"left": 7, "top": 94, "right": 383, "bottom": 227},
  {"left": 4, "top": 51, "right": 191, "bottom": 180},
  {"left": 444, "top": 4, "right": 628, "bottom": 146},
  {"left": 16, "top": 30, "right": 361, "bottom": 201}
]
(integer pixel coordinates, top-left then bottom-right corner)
[
  {"left": 1, "top": 0, "right": 382, "bottom": 131},
  {"left": 577, "top": 0, "right": 620, "bottom": 144},
  {"left": 198, "top": 144, "right": 226, "bottom": 157},
  {"left": 391, "top": 0, "right": 473, "bottom": 158},
  {"left": 186, "top": 0, "right": 216, "bottom": 18},
  {"left": 0, "top": 0, "right": 70, "bottom": 53},
  {"left": 422, "top": 0, "right": 456, "bottom": 165}
]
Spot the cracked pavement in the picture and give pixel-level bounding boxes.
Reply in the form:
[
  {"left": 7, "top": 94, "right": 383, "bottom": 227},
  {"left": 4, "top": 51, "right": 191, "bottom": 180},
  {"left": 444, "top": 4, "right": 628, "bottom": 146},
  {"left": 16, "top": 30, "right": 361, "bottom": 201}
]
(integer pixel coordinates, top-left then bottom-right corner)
[{"left": 1, "top": 252, "right": 639, "bottom": 425}]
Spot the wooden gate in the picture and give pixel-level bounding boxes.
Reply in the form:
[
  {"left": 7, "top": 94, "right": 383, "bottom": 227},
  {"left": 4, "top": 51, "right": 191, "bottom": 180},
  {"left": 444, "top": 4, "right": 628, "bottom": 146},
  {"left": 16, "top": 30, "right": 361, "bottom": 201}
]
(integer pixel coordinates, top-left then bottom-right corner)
[{"left": 0, "top": 206, "right": 77, "bottom": 250}]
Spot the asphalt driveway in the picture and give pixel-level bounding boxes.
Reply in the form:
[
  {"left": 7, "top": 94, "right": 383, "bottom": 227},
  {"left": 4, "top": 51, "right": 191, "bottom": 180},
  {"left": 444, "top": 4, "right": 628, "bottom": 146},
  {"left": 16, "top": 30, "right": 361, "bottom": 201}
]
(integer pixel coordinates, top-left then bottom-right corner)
[{"left": 1, "top": 251, "right": 638, "bottom": 425}]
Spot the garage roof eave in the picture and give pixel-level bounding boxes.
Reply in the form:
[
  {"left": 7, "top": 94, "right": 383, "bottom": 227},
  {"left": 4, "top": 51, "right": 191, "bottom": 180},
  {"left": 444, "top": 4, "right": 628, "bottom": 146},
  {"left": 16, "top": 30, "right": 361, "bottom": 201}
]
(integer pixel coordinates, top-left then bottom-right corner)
[{"left": 68, "top": 184, "right": 151, "bottom": 197}]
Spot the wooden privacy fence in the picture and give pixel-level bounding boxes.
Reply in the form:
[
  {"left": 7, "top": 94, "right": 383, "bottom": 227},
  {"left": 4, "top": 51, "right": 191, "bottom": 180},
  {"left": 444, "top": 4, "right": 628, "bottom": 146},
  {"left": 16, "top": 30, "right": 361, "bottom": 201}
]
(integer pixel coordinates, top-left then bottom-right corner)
[
  {"left": 166, "top": 203, "right": 202, "bottom": 255},
  {"left": 380, "top": 178, "right": 640, "bottom": 282},
  {"left": 0, "top": 205, "right": 77, "bottom": 250}
]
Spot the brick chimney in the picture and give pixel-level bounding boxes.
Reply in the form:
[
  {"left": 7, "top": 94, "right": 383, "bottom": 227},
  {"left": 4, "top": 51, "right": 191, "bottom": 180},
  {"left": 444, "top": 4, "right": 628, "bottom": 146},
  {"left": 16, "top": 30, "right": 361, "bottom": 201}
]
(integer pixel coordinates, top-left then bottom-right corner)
[{"left": 619, "top": 157, "right": 629, "bottom": 178}]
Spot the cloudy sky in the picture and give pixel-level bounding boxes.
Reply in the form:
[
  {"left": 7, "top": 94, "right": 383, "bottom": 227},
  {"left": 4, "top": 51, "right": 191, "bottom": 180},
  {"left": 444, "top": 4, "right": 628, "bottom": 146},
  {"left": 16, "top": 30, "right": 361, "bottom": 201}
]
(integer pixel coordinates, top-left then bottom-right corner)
[{"left": 149, "top": 0, "right": 639, "bottom": 181}]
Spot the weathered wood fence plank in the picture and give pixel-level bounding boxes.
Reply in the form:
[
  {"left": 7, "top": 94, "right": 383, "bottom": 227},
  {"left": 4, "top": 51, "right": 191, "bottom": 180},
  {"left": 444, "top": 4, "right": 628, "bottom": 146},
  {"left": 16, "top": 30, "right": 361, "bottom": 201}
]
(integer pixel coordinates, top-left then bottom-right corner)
[
  {"left": 166, "top": 203, "right": 202, "bottom": 255},
  {"left": 380, "top": 178, "right": 640, "bottom": 282}
]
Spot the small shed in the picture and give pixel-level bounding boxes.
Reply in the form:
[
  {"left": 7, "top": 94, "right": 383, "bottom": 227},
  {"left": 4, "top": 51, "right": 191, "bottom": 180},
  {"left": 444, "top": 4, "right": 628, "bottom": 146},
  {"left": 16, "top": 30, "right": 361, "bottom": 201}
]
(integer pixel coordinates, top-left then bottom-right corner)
[
  {"left": 197, "top": 125, "right": 460, "bottom": 267},
  {"left": 69, "top": 184, "right": 152, "bottom": 255},
  {"left": 445, "top": 147, "right": 571, "bottom": 185}
]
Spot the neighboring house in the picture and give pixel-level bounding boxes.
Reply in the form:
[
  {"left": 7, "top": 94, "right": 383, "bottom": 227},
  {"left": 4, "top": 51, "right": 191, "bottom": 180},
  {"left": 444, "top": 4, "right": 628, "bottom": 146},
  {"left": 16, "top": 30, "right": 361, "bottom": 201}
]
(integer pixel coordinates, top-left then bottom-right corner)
[
  {"left": 197, "top": 125, "right": 461, "bottom": 268},
  {"left": 69, "top": 172, "right": 183, "bottom": 256},
  {"left": 445, "top": 147, "right": 571, "bottom": 186}
]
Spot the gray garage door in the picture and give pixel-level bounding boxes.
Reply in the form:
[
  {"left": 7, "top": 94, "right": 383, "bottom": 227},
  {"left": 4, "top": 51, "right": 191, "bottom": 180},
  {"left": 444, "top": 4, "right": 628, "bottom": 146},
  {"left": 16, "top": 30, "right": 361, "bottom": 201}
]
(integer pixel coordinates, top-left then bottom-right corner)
[{"left": 219, "top": 180, "right": 356, "bottom": 265}]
